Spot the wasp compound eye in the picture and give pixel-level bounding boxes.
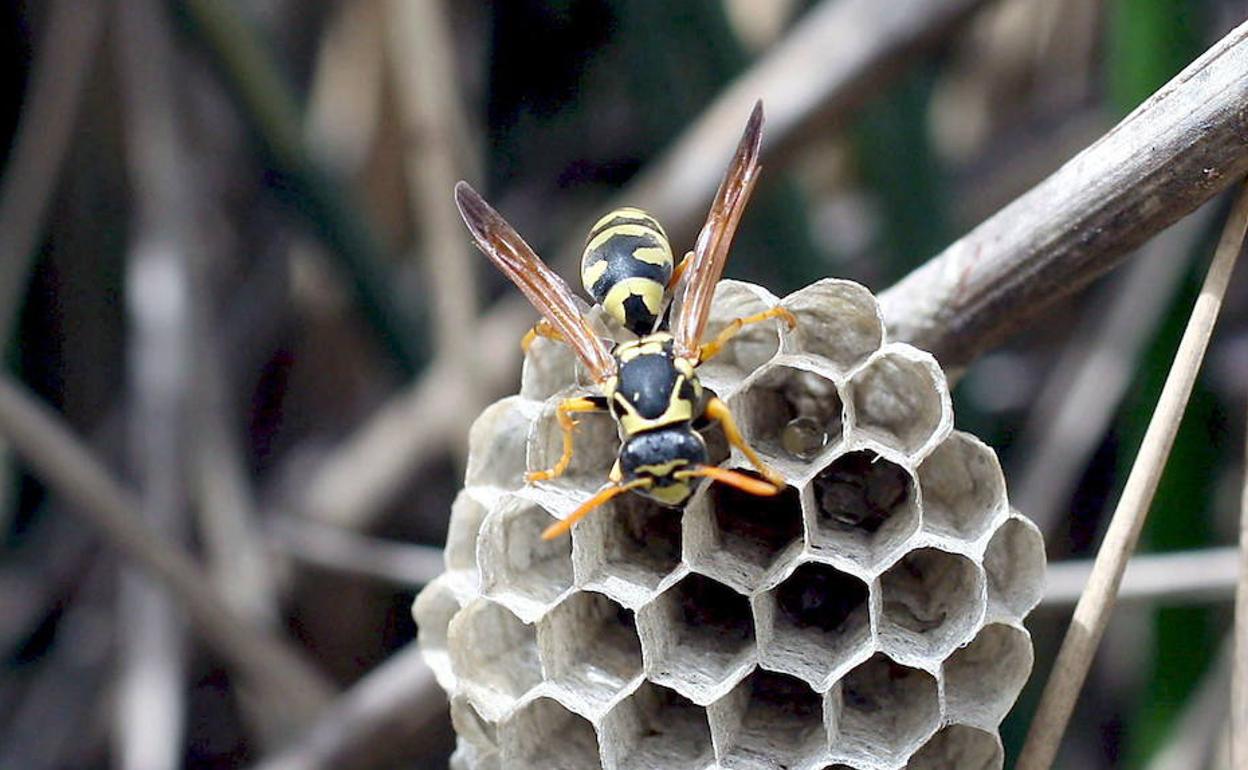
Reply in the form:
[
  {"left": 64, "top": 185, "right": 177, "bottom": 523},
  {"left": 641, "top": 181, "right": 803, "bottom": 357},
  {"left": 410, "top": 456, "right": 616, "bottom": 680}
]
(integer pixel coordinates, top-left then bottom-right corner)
[{"left": 415, "top": 278, "right": 1045, "bottom": 769}]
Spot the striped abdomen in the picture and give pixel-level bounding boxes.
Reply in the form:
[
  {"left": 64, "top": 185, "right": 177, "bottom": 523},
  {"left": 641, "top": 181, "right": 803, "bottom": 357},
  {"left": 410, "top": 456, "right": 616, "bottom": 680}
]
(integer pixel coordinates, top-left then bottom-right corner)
[{"left": 580, "top": 207, "right": 674, "bottom": 335}]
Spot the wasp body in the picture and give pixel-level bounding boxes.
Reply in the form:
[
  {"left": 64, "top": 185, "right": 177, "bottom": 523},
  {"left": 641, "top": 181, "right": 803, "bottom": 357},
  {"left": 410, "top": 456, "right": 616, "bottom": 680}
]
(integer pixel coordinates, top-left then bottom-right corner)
[{"left": 457, "top": 101, "right": 794, "bottom": 539}]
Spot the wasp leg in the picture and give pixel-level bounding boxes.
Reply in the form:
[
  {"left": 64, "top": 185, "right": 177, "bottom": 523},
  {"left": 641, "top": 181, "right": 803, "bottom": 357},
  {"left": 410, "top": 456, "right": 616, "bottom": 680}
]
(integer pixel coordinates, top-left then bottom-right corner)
[
  {"left": 527, "top": 395, "right": 608, "bottom": 483},
  {"left": 542, "top": 478, "right": 653, "bottom": 540},
  {"left": 704, "top": 396, "right": 784, "bottom": 489},
  {"left": 698, "top": 307, "right": 797, "bottom": 363},
  {"left": 520, "top": 318, "right": 565, "bottom": 353},
  {"left": 668, "top": 250, "right": 693, "bottom": 289}
]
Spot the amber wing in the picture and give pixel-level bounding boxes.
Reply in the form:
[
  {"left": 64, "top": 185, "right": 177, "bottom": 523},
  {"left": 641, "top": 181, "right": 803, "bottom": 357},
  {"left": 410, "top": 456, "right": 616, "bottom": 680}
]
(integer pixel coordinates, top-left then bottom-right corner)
[
  {"left": 672, "top": 100, "right": 764, "bottom": 360},
  {"left": 455, "top": 182, "right": 617, "bottom": 382}
]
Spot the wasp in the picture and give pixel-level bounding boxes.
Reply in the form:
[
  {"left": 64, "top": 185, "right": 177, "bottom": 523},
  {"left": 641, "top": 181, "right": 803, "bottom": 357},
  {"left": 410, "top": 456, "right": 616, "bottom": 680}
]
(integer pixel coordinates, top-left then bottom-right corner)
[{"left": 456, "top": 101, "right": 795, "bottom": 540}]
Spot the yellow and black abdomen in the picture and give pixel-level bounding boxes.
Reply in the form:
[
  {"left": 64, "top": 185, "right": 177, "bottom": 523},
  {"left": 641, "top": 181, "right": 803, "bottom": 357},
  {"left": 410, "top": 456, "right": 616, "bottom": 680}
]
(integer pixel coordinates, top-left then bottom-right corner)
[{"left": 580, "top": 207, "right": 673, "bottom": 335}]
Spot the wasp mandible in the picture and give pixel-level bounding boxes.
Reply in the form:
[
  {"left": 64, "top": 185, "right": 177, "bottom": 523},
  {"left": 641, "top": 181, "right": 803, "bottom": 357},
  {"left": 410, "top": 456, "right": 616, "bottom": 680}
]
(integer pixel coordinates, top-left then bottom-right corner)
[{"left": 455, "top": 100, "right": 795, "bottom": 540}]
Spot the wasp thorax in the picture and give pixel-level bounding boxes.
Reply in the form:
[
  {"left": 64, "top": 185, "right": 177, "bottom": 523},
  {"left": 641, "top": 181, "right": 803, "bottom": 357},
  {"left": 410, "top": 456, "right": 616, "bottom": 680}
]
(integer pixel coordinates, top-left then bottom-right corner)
[
  {"left": 418, "top": 279, "right": 1045, "bottom": 770},
  {"left": 580, "top": 207, "right": 674, "bottom": 335}
]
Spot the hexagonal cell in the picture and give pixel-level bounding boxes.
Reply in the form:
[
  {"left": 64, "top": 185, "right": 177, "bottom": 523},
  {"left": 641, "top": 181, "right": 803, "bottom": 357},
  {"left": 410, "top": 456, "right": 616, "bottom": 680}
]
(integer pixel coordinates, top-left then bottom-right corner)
[
  {"left": 447, "top": 599, "right": 543, "bottom": 721},
  {"left": 696, "top": 280, "right": 784, "bottom": 391},
  {"left": 944, "top": 623, "right": 1033, "bottom": 729},
  {"left": 571, "top": 491, "right": 684, "bottom": 610},
  {"left": 781, "top": 279, "right": 883, "bottom": 372},
  {"left": 537, "top": 591, "right": 643, "bottom": 717},
  {"left": 917, "top": 432, "right": 1007, "bottom": 541},
  {"left": 685, "top": 477, "right": 804, "bottom": 593},
  {"left": 527, "top": 396, "right": 621, "bottom": 499},
  {"left": 708, "top": 670, "right": 828, "bottom": 769},
  {"left": 831, "top": 653, "right": 940, "bottom": 765},
  {"left": 878, "top": 548, "right": 984, "bottom": 662},
  {"left": 983, "top": 515, "right": 1045, "bottom": 620},
  {"left": 906, "top": 724, "right": 1003, "bottom": 770},
  {"left": 847, "top": 348, "right": 948, "bottom": 457},
  {"left": 730, "top": 358, "right": 845, "bottom": 467},
  {"left": 465, "top": 396, "right": 539, "bottom": 493},
  {"left": 600, "top": 681, "right": 714, "bottom": 770},
  {"left": 808, "top": 450, "right": 919, "bottom": 568},
  {"left": 445, "top": 490, "right": 489, "bottom": 575},
  {"left": 521, "top": 335, "right": 579, "bottom": 402},
  {"left": 479, "top": 497, "right": 573, "bottom": 622},
  {"left": 636, "top": 573, "right": 756, "bottom": 705},
  {"left": 754, "top": 561, "right": 872, "bottom": 689},
  {"left": 499, "top": 696, "right": 602, "bottom": 770},
  {"left": 451, "top": 695, "right": 499, "bottom": 759},
  {"left": 412, "top": 574, "right": 461, "bottom": 690}
]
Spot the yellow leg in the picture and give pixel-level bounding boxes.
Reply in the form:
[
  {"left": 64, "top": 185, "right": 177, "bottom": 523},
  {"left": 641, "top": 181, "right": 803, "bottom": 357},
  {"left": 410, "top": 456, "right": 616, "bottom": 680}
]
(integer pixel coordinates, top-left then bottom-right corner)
[
  {"left": 542, "top": 478, "right": 652, "bottom": 540},
  {"left": 698, "top": 306, "right": 797, "bottom": 363},
  {"left": 704, "top": 396, "right": 784, "bottom": 488},
  {"left": 668, "top": 250, "right": 693, "bottom": 289},
  {"left": 526, "top": 396, "right": 603, "bottom": 482},
  {"left": 521, "top": 318, "right": 564, "bottom": 353}
]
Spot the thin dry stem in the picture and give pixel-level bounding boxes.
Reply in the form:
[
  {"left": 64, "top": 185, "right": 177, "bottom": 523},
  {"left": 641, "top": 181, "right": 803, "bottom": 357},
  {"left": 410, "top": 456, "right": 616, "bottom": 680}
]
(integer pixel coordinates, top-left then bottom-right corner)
[
  {"left": 1017, "top": 183, "right": 1248, "bottom": 770},
  {"left": 1235, "top": 409, "right": 1248, "bottom": 768},
  {"left": 268, "top": 514, "right": 445, "bottom": 588},
  {"left": 0, "top": 375, "right": 335, "bottom": 723}
]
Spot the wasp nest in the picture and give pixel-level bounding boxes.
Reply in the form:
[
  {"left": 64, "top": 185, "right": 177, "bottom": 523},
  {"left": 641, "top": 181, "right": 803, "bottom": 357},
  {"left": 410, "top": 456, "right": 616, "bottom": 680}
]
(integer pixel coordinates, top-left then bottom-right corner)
[{"left": 414, "top": 279, "right": 1045, "bottom": 770}]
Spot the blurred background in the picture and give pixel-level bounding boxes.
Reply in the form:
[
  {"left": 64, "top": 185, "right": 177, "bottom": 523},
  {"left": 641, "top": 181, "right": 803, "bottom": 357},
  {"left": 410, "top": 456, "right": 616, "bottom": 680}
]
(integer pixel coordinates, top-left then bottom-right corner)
[{"left": 2, "top": 0, "right": 1248, "bottom": 768}]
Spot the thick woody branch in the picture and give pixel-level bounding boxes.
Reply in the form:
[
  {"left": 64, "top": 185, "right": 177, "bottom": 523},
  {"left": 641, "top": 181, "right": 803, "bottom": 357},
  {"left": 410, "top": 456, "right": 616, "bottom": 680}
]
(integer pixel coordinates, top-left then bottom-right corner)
[{"left": 880, "top": 18, "right": 1248, "bottom": 371}]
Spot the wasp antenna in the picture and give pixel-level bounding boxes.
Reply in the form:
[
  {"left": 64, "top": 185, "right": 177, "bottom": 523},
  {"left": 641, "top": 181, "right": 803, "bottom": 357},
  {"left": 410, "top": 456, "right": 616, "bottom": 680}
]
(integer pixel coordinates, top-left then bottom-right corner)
[
  {"left": 675, "top": 465, "right": 781, "bottom": 497},
  {"left": 541, "top": 478, "right": 653, "bottom": 540}
]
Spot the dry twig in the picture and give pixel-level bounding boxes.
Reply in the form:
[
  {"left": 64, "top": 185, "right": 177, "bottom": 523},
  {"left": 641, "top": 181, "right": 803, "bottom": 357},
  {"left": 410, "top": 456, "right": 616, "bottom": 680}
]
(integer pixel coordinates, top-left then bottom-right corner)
[
  {"left": 0, "top": 375, "right": 335, "bottom": 722},
  {"left": 1017, "top": 183, "right": 1248, "bottom": 770},
  {"left": 268, "top": 514, "right": 444, "bottom": 588},
  {"left": 881, "top": 19, "right": 1248, "bottom": 372},
  {"left": 1235, "top": 411, "right": 1248, "bottom": 768}
]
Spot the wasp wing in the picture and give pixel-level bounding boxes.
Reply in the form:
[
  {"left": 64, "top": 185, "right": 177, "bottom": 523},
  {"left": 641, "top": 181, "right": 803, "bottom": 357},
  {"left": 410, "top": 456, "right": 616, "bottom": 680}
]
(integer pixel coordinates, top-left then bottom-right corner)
[
  {"left": 673, "top": 100, "right": 764, "bottom": 360},
  {"left": 455, "top": 182, "right": 617, "bottom": 382}
]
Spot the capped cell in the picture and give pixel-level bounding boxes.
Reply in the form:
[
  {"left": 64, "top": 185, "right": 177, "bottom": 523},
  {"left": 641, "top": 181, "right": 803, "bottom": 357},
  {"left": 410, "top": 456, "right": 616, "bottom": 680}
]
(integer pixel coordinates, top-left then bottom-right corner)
[
  {"left": 878, "top": 548, "right": 984, "bottom": 663},
  {"left": 808, "top": 450, "right": 919, "bottom": 569},
  {"left": 917, "top": 432, "right": 1007, "bottom": 541},
  {"left": 847, "top": 347, "right": 949, "bottom": 458},
  {"left": 636, "top": 572, "right": 757, "bottom": 705},
  {"left": 708, "top": 670, "right": 828, "bottom": 769},
  {"left": 754, "top": 560, "right": 872, "bottom": 690},
  {"left": 832, "top": 653, "right": 940, "bottom": 765},
  {"left": 599, "top": 681, "right": 714, "bottom": 770},
  {"left": 537, "top": 591, "right": 644, "bottom": 718},
  {"left": 479, "top": 497, "right": 573, "bottom": 622}
]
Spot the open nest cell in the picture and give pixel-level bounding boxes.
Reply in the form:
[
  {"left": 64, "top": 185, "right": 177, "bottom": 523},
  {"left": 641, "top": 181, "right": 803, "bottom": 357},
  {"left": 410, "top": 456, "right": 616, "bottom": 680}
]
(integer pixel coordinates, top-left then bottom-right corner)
[
  {"left": 521, "top": 335, "right": 580, "bottom": 401},
  {"left": 478, "top": 497, "right": 574, "bottom": 622},
  {"left": 847, "top": 348, "right": 948, "bottom": 458},
  {"left": 500, "top": 696, "right": 603, "bottom": 770},
  {"left": 832, "top": 653, "right": 940, "bottom": 765},
  {"left": 447, "top": 598, "right": 543, "bottom": 721},
  {"left": 917, "top": 432, "right": 1007, "bottom": 542},
  {"left": 636, "top": 572, "right": 757, "bottom": 705},
  {"left": 906, "top": 724, "right": 1003, "bottom": 770},
  {"left": 754, "top": 560, "right": 872, "bottom": 689},
  {"left": 537, "top": 591, "right": 644, "bottom": 718},
  {"left": 983, "top": 515, "right": 1046, "bottom": 620},
  {"left": 600, "top": 681, "right": 715, "bottom": 770},
  {"left": 684, "top": 475, "right": 804, "bottom": 593},
  {"left": 709, "top": 670, "right": 828, "bottom": 769},
  {"left": 526, "top": 399, "right": 621, "bottom": 499},
  {"left": 878, "top": 548, "right": 984, "bottom": 662},
  {"left": 571, "top": 491, "right": 685, "bottom": 610},
  {"left": 445, "top": 490, "right": 489, "bottom": 576},
  {"left": 693, "top": 281, "right": 785, "bottom": 391},
  {"left": 412, "top": 573, "right": 463, "bottom": 690},
  {"left": 465, "top": 396, "right": 539, "bottom": 494},
  {"left": 781, "top": 280, "right": 883, "bottom": 373},
  {"left": 730, "top": 358, "right": 845, "bottom": 470},
  {"left": 943, "top": 623, "right": 1033, "bottom": 729},
  {"left": 808, "top": 450, "right": 919, "bottom": 569}
]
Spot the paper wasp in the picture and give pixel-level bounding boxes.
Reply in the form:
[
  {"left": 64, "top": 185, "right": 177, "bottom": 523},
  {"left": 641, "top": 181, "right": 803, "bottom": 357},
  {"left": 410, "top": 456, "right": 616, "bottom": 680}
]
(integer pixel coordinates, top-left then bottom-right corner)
[{"left": 455, "top": 101, "right": 794, "bottom": 540}]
